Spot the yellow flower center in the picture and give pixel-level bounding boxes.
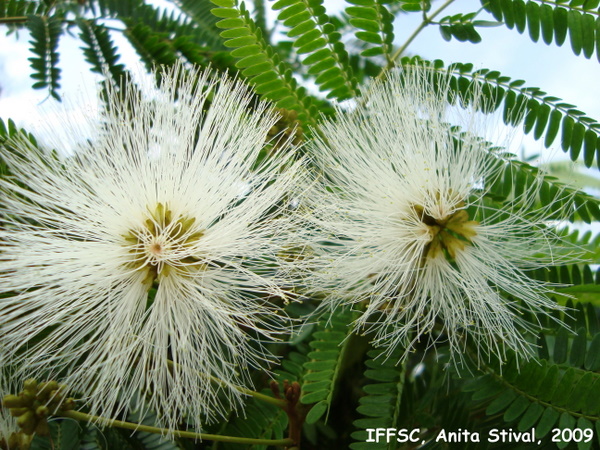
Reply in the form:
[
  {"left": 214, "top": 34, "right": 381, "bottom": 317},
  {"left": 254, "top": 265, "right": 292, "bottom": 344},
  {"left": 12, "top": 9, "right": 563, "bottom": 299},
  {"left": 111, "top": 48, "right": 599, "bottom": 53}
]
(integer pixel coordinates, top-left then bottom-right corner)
[
  {"left": 123, "top": 203, "right": 206, "bottom": 287},
  {"left": 413, "top": 198, "right": 479, "bottom": 261}
]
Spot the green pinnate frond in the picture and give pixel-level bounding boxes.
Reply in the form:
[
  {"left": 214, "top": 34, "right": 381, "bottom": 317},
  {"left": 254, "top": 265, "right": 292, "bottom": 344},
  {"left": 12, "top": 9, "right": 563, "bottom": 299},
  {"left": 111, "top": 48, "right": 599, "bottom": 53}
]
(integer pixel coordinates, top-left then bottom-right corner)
[
  {"left": 211, "top": 1, "right": 319, "bottom": 130},
  {"left": 463, "top": 301, "right": 600, "bottom": 446},
  {"left": 557, "top": 228, "right": 600, "bottom": 263},
  {"left": 466, "top": 349, "right": 600, "bottom": 445},
  {"left": 26, "top": 14, "right": 63, "bottom": 101},
  {"left": 349, "top": 347, "right": 405, "bottom": 450},
  {"left": 85, "top": 0, "right": 225, "bottom": 68},
  {"left": 169, "top": 0, "right": 227, "bottom": 49},
  {"left": 300, "top": 306, "right": 356, "bottom": 424},
  {"left": 77, "top": 20, "right": 126, "bottom": 83},
  {"left": 0, "top": 0, "right": 46, "bottom": 20},
  {"left": 483, "top": 155, "right": 600, "bottom": 224},
  {"left": 123, "top": 22, "right": 179, "bottom": 69},
  {"left": 135, "top": 1, "right": 226, "bottom": 50},
  {"left": 401, "top": 57, "right": 600, "bottom": 169},
  {"left": 482, "top": 0, "right": 600, "bottom": 61},
  {"left": 273, "top": 0, "right": 359, "bottom": 100},
  {"left": 345, "top": 0, "right": 394, "bottom": 64}
]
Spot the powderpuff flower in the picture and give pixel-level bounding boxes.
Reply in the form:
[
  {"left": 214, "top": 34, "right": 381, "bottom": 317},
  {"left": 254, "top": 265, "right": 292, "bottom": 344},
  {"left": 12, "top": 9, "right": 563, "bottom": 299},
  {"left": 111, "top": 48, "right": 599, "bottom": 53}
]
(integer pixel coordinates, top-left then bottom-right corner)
[
  {"left": 0, "top": 64, "right": 303, "bottom": 431},
  {"left": 307, "top": 69, "right": 575, "bottom": 362}
]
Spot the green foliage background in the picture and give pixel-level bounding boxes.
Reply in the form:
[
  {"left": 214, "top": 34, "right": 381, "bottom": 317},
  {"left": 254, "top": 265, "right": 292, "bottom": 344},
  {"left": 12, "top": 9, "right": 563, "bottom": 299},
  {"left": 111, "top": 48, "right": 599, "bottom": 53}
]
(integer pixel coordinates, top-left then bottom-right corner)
[{"left": 1, "top": 0, "right": 600, "bottom": 448}]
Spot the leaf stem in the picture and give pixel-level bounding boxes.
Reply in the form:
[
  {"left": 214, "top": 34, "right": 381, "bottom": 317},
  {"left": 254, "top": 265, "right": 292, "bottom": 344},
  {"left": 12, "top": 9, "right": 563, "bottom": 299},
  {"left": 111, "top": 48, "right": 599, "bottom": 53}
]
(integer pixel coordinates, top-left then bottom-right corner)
[
  {"left": 385, "top": 0, "right": 456, "bottom": 77},
  {"left": 0, "top": 16, "right": 28, "bottom": 24},
  {"left": 235, "top": 384, "right": 289, "bottom": 409},
  {"left": 59, "top": 410, "right": 295, "bottom": 446},
  {"left": 355, "top": 0, "right": 456, "bottom": 110}
]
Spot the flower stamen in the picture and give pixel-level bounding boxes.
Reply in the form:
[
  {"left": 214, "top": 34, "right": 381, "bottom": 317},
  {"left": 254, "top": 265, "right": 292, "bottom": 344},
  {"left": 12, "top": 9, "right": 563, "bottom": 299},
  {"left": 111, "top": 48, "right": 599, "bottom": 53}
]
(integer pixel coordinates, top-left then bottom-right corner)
[
  {"left": 412, "top": 196, "right": 479, "bottom": 261},
  {"left": 124, "top": 202, "right": 205, "bottom": 287}
]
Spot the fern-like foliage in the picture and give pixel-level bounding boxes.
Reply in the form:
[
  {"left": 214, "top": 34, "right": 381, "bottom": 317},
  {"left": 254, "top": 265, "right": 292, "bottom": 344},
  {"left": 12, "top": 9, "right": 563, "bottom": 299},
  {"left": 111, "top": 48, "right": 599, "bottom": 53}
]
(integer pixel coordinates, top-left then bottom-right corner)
[
  {"left": 85, "top": 0, "right": 226, "bottom": 69},
  {"left": 345, "top": 0, "right": 394, "bottom": 64},
  {"left": 464, "top": 302, "right": 600, "bottom": 448},
  {"left": 350, "top": 347, "right": 405, "bottom": 450},
  {"left": 527, "top": 228, "right": 600, "bottom": 303},
  {"left": 272, "top": 0, "right": 359, "bottom": 100},
  {"left": 77, "top": 20, "right": 126, "bottom": 83},
  {"left": 482, "top": 156, "right": 600, "bottom": 224},
  {"left": 351, "top": 345, "right": 482, "bottom": 449},
  {"left": 210, "top": 0, "right": 319, "bottom": 130},
  {"left": 482, "top": 0, "right": 600, "bottom": 62},
  {"left": 124, "top": 22, "right": 179, "bottom": 68},
  {"left": 300, "top": 307, "right": 356, "bottom": 424},
  {"left": 26, "top": 14, "right": 62, "bottom": 101},
  {"left": 168, "top": 0, "right": 228, "bottom": 49},
  {"left": 400, "top": 57, "right": 600, "bottom": 169}
]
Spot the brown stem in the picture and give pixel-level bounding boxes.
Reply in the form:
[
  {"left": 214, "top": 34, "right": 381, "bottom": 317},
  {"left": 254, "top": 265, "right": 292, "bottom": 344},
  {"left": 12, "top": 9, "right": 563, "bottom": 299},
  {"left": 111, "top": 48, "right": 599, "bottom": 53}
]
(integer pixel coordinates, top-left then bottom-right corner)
[{"left": 271, "top": 380, "right": 305, "bottom": 449}]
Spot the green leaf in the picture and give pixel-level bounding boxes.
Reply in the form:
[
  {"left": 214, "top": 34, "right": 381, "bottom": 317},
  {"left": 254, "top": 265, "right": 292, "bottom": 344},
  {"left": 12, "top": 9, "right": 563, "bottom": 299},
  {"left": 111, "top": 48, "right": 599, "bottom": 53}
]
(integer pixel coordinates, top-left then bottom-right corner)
[
  {"left": 211, "top": 7, "right": 240, "bottom": 18},
  {"left": 554, "top": 6, "right": 568, "bottom": 46},
  {"left": 567, "top": 10, "right": 583, "bottom": 55},
  {"left": 581, "top": 12, "right": 595, "bottom": 58},
  {"left": 557, "top": 412, "right": 577, "bottom": 449},
  {"left": 486, "top": 390, "right": 517, "bottom": 415},
  {"left": 518, "top": 402, "right": 544, "bottom": 431},
  {"left": 536, "top": 408, "right": 560, "bottom": 439},
  {"left": 553, "top": 327, "right": 569, "bottom": 363},
  {"left": 355, "top": 31, "right": 383, "bottom": 44},
  {"left": 539, "top": 3, "right": 554, "bottom": 45},
  {"left": 224, "top": 35, "right": 257, "bottom": 47},
  {"left": 306, "top": 400, "right": 328, "bottom": 424},
  {"left": 585, "top": 334, "right": 600, "bottom": 371},
  {"left": 526, "top": 1, "right": 540, "bottom": 42},
  {"left": 503, "top": 395, "right": 530, "bottom": 422},
  {"left": 297, "top": 38, "right": 327, "bottom": 54},
  {"left": 345, "top": 0, "right": 394, "bottom": 61},
  {"left": 401, "top": 57, "right": 600, "bottom": 169}
]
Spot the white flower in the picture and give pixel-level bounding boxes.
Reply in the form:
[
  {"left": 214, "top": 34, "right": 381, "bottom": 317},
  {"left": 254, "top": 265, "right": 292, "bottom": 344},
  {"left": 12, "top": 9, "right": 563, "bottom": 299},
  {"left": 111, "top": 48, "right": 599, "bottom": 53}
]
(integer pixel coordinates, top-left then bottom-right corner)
[
  {"left": 307, "top": 69, "right": 575, "bottom": 362},
  {"left": 0, "top": 64, "right": 303, "bottom": 430}
]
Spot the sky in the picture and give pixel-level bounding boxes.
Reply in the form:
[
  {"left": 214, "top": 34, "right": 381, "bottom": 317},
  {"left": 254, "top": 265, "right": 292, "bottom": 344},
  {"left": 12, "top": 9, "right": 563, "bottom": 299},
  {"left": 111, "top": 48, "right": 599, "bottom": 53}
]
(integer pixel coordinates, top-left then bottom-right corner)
[{"left": 0, "top": 0, "right": 599, "bottom": 165}]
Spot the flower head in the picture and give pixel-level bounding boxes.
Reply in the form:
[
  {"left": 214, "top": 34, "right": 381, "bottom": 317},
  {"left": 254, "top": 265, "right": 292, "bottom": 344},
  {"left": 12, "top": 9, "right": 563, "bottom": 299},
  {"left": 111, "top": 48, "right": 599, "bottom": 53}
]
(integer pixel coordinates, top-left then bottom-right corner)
[
  {"left": 0, "top": 64, "right": 302, "bottom": 430},
  {"left": 308, "top": 69, "right": 575, "bottom": 362}
]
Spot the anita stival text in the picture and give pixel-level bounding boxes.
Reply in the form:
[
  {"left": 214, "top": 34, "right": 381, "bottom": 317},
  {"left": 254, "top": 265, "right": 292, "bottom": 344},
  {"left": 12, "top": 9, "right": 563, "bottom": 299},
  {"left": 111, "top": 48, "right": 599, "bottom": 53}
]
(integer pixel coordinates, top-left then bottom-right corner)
[{"left": 364, "top": 428, "right": 595, "bottom": 445}]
